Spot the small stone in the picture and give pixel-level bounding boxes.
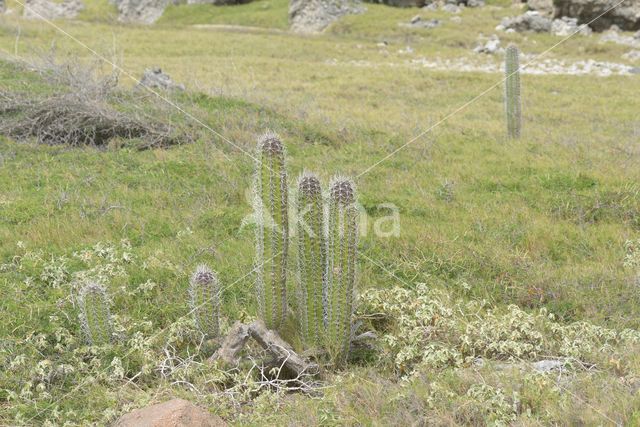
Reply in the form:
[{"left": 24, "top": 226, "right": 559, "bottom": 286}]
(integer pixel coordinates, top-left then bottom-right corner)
[
  {"left": 138, "top": 68, "right": 185, "bottom": 91},
  {"left": 442, "top": 3, "right": 460, "bottom": 13},
  {"left": 115, "top": 399, "right": 227, "bottom": 427},
  {"left": 630, "top": 67, "right": 640, "bottom": 74},
  {"left": 410, "top": 14, "right": 421, "bottom": 24},
  {"left": 532, "top": 359, "right": 564, "bottom": 372}
]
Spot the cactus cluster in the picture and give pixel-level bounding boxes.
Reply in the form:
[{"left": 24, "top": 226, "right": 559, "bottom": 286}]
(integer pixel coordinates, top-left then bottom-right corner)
[
  {"left": 505, "top": 45, "right": 522, "bottom": 139},
  {"left": 254, "top": 132, "right": 289, "bottom": 330},
  {"left": 252, "top": 133, "right": 359, "bottom": 363},
  {"left": 189, "top": 264, "right": 220, "bottom": 339},
  {"left": 78, "top": 282, "right": 113, "bottom": 346}
]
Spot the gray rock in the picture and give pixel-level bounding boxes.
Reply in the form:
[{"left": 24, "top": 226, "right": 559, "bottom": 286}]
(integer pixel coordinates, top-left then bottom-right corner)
[
  {"left": 401, "top": 15, "right": 440, "bottom": 28},
  {"left": 553, "top": 0, "right": 640, "bottom": 32},
  {"left": 23, "top": 0, "right": 84, "bottom": 20},
  {"left": 289, "top": 0, "right": 365, "bottom": 33},
  {"left": 115, "top": 0, "right": 170, "bottom": 23},
  {"left": 532, "top": 359, "right": 565, "bottom": 372},
  {"left": 623, "top": 50, "right": 640, "bottom": 61},
  {"left": 501, "top": 11, "right": 552, "bottom": 32},
  {"left": 551, "top": 16, "right": 592, "bottom": 35},
  {"left": 474, "top": 34, "right": 502, "bottom": 54},
  {"left": 631, "top": 67, "right": 640, "bottom": 74},
  {"left": 527, "top": 0, "right": 553, "bottom": 16},
  {"left": 466, "top": 0, "right": 484, "bottom": 7},
  {"left": 0, "top": 0, "right": 5, "bottom": 13},
  {"left": 442, "top": 3, "right": 460, "bottom": 12},
  {"left": 138, "top": 68, "right": 185, "bottom": 91},
  {"left": 364, "top": 0, "right": 425, "bottom": 6},
  {"left": 601, "top": 28, "right": 640, "bottom": 48},
  {"left": 187, "top": 0, "right": 251, "bottom": 4}
]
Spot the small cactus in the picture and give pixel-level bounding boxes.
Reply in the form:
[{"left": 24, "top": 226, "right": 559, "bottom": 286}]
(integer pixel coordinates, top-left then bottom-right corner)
[
  {"left": 254, "top": 132, "right": 289, "bottom": 330},
  {"left": 189, "top": 264, "right": 220, "bottom": 339},
  {"left": 505, "top": 45, "right": 522, "bottom": 139},
  {"left": 295, "top": 172, "right": 327, "bottom": 348},
  {"left": 78, "top": 282, "right": 112, "bottom": 345},
  {"left": 326, "top": 178, "right": 358, "bottom": 364}
]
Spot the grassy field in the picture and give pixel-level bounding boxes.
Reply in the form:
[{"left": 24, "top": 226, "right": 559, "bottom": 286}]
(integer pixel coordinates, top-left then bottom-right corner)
[{"left": 1, "top": 0, "right": 640, "bottom": 425}]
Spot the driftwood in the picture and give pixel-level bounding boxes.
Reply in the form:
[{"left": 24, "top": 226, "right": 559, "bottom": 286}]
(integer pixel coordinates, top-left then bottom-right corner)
[{"left": 210, "top": 320, "right": 318, "bottom": 378}]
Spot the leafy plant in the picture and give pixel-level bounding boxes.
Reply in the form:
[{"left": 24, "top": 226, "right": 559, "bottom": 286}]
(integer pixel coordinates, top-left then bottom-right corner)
[
  {"left": 189, "top": 264, "right": 220, "bottom": 339},
  {"left": 326, "top": 178, "right": 358, "bottom": 364},
  {"left": 254, "top": 131, "right": 289, "bottom": 330},
  {"left": 295, "top": 172, "right": 327, "bottom": 349},
  {"left": 78, "top": 282, "right": 113, "bottom": 345},
  {"left": 505, "top": 45, "right": 522, "bottom": 139}
]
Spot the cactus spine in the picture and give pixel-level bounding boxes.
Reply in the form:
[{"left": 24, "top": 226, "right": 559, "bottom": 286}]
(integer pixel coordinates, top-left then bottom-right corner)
[
  {"left": 296, "top": 172, "right": 327, "bottom": 348},
  {"left": 326, "top": 178, "right": 358, "bottom": 364},
  {"left": 255, "top": 132, "right": 289, "bottom": 330},
  {"left": 78, "top": 282, "right": 112, "bottom": 345},
  {"left": 189, "top": 264, "right": 220, "bottom": 339},
  {"left": 505, "top": 45, "right": 522, "bottom": 139}
]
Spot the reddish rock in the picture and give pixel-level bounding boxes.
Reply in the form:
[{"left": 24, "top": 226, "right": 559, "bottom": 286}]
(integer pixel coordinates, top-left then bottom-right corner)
[{"left": 114, "top": 399, "right": 226, "bottom": 427}]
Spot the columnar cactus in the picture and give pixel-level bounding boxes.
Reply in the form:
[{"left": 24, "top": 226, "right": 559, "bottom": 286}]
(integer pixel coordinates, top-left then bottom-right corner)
[
  {"left": 189, "top": 264, "right": 220, "bottom": 339},
  {"left": 78, "top": 282, "right": 112, "bottom": 345},
  {"left": 295, "top": 172, "right": 327, "bottom": 348},
  {"left": 326, "top": 178, "right": 358, "bottom": 364},
  {"left": 254, "top": 132, "right": 289, "bottom": 330},
  {"left": 505, "top": 45, "right": 522, "bottom": 139}
]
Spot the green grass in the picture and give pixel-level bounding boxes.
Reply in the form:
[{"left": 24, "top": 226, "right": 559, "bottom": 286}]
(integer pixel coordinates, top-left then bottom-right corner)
[
  {"left": 1, "top": 1, "right": 640, "bottom": 425},
  {"left": 159, "top": 0, "right": 289, "bottom": 28}
]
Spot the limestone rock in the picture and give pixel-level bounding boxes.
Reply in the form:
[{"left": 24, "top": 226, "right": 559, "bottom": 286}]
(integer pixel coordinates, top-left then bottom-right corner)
[
  {"left": 115, "top": 399, "right": 226, "bottom": 427},
  {"left": 553, "top": 0, "right": 640, "bottom": 32},
  {"left": 500, "top": 11, "right": 552, "bottom": 32},
  {"left": 527, "top": 0, "right": 553, "bottom": 16},
  {"left": 115, "top": 0, "right": 171, "bottom": 24},
  {"left": 22, "top": 0, "right": 84, "bottom": 20},
  {"left": 365, "top": 0, "right": 425, "bottom": 6},
  {"left": 551, "top": 16, "right": 592, "bottom": 35},
  {"left": 138, "top": 67, "right": 185, "bottom": 91},
  {"left": 289, "top": 0, "right": 365, "bottom": 33}
]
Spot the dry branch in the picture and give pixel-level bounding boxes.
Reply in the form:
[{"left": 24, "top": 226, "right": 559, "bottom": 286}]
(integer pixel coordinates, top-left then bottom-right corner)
[{"left": 209, "top": 320, "right": 319, "bottom": 379}]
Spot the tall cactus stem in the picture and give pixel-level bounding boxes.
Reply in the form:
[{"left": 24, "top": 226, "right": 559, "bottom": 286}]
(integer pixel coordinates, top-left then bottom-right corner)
[
  {"left": 78, "top": 282, "right": 113, "bottom": 346},
  {"left": 505, "top": 45, "right": 522, "bottom": 139},
  {"left": 254, "top": 131, "right": 289, "bottom": 330},
  {"left": 296, "top": 172, "right": 327, "bottom": 348},
  {"left": 326, "top": 178, "right": 358, "bottom": 365},
  {"left": 189, "top": 264, "right": 220, "bottom": 339}
]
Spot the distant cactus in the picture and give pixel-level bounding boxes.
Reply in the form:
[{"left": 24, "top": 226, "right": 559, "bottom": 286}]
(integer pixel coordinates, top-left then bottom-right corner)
[
  {"left": 78, "top": 282, "right": 112, "bottom": 345},
  {"left": 254, "top": 132, "right": 289, "bottom": 330},
  {"left": 326, "top": 178, "right": 358, "bottom": 364},
  {"left": 189, "top": 264, "right": 220, "bottom": 339},
  {"left": 505, "top": 45, "right": 522, "bottom": 139},
  {"left": 295, "top": 172, "right": 327, "bottom": 348}
]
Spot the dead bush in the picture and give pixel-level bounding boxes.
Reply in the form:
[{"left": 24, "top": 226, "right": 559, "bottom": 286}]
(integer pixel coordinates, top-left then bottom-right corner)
[{"left": 0, "top": 55, "right": 190, "bottom": 148}]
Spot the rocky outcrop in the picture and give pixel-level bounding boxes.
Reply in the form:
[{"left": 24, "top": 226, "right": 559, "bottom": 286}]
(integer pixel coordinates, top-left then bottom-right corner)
[
  {"left": 365, "top": 0, "right": 425, "bottom": 6},
  {"left": 115, "top": 399, "right": 227, "bottom": 427},
  {"left": 551, "top": 15, "right": 592, "bottom": 35},
  {"left": 22, "top": 0, "right": 84, "bottom": 20},
  {"left": 499, "top": 11, "right": 553, "bottom": 32},
  {"left": 187, "top": 0, "right": 251, "bottom": 4},
  {"left": 289, "top": 0, "right": 365, "bottom": 33},
  {"left": 115, "top": 0, "right": 171, "bottom": 24},
  {"left": 553, "top": 0, "right": 640, "bottom": 32},
  {"left": 527, "top": 0, "right": 553, "bottom": 16}
]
